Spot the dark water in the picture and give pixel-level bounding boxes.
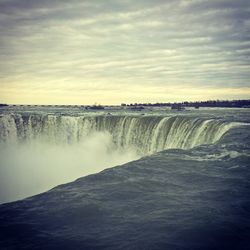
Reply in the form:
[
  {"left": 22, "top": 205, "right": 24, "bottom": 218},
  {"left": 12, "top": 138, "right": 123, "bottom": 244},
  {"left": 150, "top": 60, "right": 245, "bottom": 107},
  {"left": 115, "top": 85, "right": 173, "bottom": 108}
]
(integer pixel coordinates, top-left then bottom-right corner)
[{"left": 0, "top": 107, "right": 249, "bottom": 249}]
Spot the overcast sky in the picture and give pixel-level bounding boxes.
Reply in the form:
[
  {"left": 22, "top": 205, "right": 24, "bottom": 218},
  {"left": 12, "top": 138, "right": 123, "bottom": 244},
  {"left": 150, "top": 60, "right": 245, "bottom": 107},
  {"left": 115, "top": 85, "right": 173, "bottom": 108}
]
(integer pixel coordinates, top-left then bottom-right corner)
[{"left": 0, "top": 0, "right": 250, "bottom": 104}]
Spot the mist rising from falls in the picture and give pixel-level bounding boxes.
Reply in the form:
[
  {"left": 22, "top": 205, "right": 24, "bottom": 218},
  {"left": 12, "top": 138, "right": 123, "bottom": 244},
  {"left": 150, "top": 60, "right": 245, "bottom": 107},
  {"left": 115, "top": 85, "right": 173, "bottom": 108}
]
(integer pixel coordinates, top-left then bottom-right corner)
[
  {"left": 0, "top": 131, "right": 137, "bottom": 204},
  {"left": 0, "top": 113, "right": 237, "bottom": 203}
]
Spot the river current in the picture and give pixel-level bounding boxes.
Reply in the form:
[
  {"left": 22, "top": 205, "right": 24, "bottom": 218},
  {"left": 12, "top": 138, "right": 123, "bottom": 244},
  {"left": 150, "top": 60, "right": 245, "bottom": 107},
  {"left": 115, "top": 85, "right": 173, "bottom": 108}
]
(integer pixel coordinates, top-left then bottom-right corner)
[
  {"left": 0, "top": 106, "right": 249, "bottom": 203},
  {"left": 0, "top": 106, "right": 249, "bottom": 249}
]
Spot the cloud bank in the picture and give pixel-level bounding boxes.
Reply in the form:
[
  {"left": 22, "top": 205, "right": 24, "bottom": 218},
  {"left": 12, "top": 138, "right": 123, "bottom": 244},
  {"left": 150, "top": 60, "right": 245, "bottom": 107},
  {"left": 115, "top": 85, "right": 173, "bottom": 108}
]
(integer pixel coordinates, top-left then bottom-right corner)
[{"left": 0, "top": 0, "right": 250, "bottom": 104}]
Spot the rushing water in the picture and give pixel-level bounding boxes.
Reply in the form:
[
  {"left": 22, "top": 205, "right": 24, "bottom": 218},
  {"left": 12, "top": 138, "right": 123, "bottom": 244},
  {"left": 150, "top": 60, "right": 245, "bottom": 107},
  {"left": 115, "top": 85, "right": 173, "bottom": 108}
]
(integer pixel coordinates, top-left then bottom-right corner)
[
  {"left": 0, "top": 113, "right": 240, "bottom": 152},
  {"left": 0, "top": 106, "right": 249, "bottom": 203},
  {"left": 0, "top": 106, "right": 250, "bottom": 249}
]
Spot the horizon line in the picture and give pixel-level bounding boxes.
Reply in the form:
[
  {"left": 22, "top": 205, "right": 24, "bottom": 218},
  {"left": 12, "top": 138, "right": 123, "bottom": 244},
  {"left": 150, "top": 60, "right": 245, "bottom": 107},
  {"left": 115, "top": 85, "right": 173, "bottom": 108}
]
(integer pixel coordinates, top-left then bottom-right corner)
[{"left": 1, "top": 99, "right": 250, "bottom": 106}]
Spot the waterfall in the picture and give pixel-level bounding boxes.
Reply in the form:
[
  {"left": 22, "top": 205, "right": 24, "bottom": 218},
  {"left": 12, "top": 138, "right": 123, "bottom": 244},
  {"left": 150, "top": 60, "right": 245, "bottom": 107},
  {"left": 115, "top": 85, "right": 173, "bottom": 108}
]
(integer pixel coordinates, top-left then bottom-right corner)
[
  {"left": 0, "top": 114, "right": 238, "bottom": 155},
  {"left": 0, "top": 112, "right": 244, "bottom": 203}
]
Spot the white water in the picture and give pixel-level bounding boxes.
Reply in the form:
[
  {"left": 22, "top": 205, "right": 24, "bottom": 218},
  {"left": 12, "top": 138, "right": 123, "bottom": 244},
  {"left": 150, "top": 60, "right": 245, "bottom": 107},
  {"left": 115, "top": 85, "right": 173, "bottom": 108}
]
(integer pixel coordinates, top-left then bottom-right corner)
[
  {"left": 0, "top": 131, "right": 137, "bottom": 204},
  {"left": 0, "top": 114, "right": 237, "bottom": 153},
  {"left": 0, "top": 112, "right": 239, "bottom": 203}
]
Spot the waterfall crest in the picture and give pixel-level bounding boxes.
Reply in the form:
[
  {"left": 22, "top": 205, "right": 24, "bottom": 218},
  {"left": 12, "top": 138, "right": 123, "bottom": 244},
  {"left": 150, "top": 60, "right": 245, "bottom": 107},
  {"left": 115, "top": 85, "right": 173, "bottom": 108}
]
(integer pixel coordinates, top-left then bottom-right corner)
[{"left": 0, "top": 114, "right": 238, "bottom": 154}]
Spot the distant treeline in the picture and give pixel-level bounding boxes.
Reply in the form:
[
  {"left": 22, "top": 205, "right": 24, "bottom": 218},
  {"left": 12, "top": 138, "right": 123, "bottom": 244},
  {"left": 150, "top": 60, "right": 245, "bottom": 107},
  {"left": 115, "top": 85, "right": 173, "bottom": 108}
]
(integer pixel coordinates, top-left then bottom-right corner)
[
  {"left": 1, "top": 100, "right": 250, "bottom": 108},
  {"left": 121, "top": 100, "right": 250, "bottom": 108}
]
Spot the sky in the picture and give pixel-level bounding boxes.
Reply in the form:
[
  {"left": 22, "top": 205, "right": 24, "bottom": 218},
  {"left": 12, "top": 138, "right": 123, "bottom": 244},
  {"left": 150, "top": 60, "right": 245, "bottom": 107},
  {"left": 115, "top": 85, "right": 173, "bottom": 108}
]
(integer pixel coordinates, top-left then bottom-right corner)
[{"left": 0, "top": 0, "right": 250, "bottom": 105}]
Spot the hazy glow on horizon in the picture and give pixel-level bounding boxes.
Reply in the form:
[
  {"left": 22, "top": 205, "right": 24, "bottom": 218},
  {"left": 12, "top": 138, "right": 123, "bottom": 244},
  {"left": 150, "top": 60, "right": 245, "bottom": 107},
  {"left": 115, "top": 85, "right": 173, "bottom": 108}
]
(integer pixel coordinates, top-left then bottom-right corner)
[{"left": 0, "top": 0, "right": 250, "bottom": 104}]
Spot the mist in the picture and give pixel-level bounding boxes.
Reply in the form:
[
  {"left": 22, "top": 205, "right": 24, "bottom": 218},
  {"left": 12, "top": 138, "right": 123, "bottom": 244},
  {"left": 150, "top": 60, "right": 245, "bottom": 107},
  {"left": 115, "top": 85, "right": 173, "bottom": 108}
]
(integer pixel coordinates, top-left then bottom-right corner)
[{"left": 0, "top": 131, "right": 139, "bottom": 204}]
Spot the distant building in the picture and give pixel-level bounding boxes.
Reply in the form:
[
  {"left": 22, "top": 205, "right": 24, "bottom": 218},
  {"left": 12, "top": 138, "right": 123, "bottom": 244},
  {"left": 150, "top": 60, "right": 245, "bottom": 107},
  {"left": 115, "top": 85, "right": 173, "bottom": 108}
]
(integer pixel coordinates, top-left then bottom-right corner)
[
  {"left": 86, "top": 105, "right": 105, "bottom": 110},
  {"left": 171, "top": 104, "right": 185, "bottom": 111},
  {"left": 0, "top": 103, "right": 8, "bottom": 107},
  {"left": 130, "top": 106, "right": 144, "bottom": 111}
]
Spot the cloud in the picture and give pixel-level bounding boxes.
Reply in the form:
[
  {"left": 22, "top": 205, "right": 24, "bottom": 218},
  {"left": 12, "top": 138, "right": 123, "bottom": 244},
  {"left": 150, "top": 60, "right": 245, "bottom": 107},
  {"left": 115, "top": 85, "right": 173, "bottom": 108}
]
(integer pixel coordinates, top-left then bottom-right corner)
[{"left": 0, "top": 0, "right": 250, "bottom": 104}]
